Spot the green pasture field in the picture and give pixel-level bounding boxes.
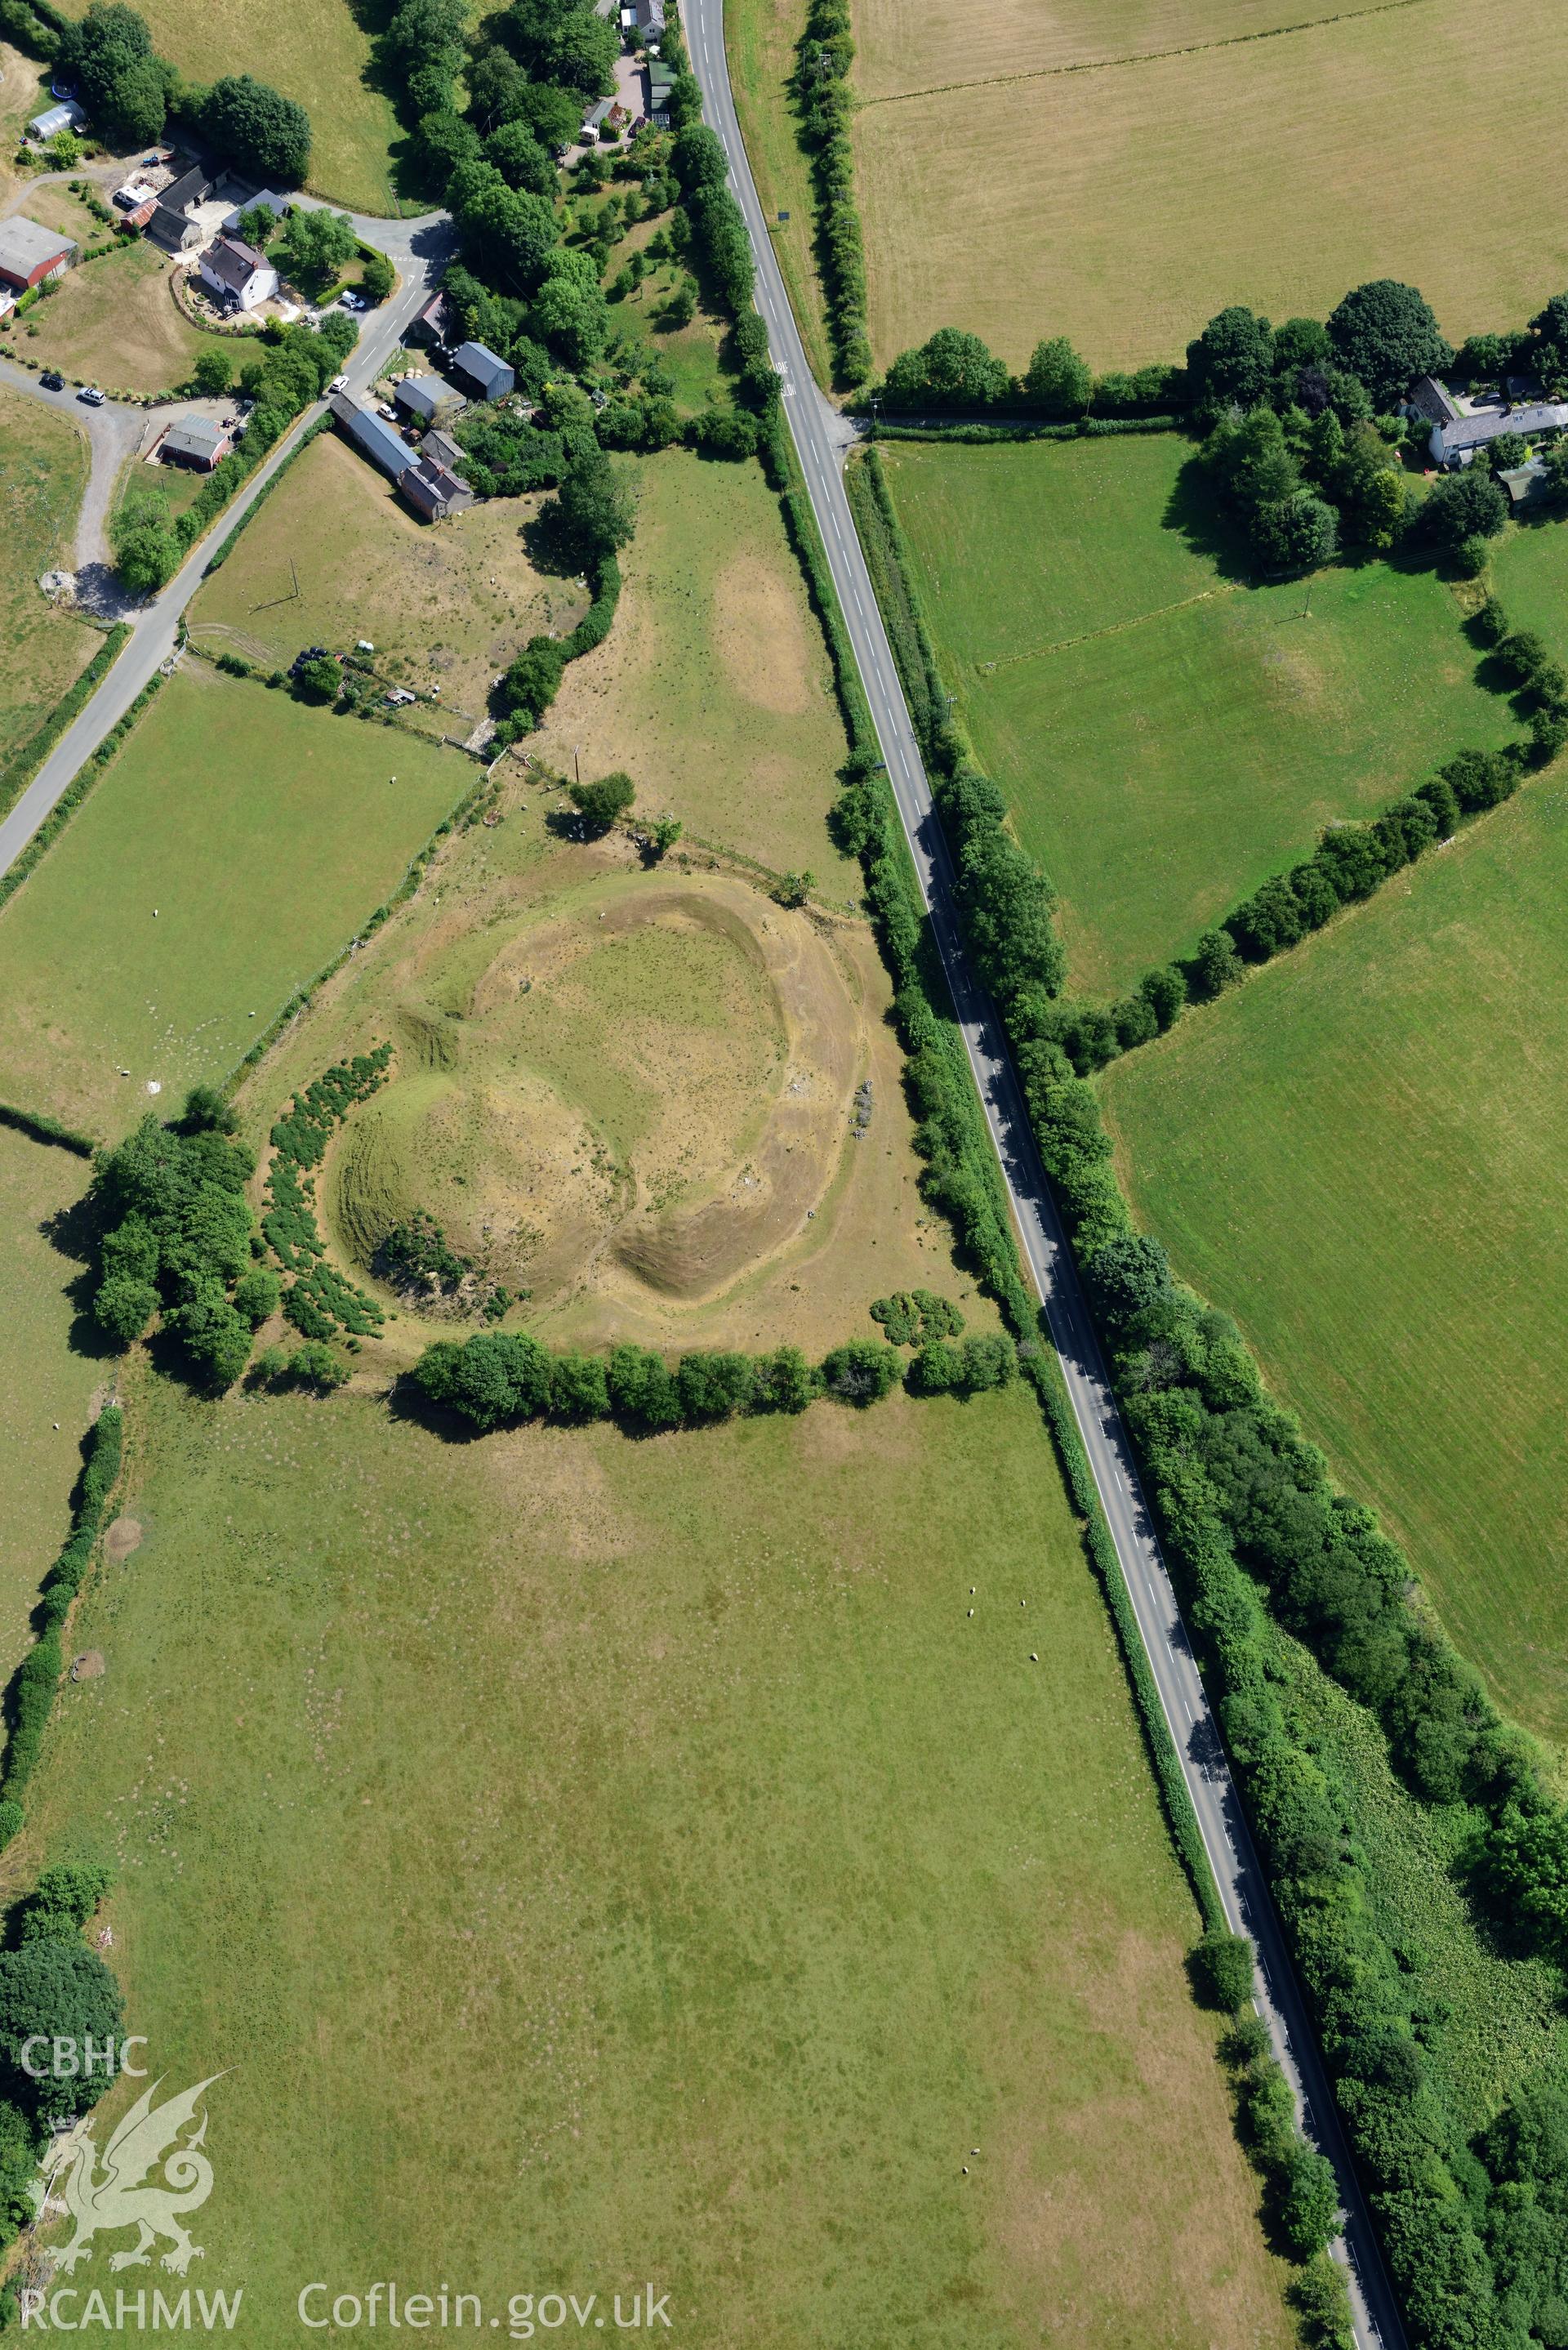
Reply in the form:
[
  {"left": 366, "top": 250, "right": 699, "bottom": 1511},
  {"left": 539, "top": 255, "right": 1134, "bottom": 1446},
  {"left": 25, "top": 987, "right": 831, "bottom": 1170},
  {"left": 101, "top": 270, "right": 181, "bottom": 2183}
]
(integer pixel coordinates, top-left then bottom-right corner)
[
  {"left": 1490, "top": 511, "right": 1568, "bottom": 658},
  {"left": 850, "top": 0, "right": 1568, "bottom": 372},
  {"left": 0, "top": 665, "right": 470, "bottom": 1135},
  {"left": 724, "top": 0, "right": 833, "bottom": 389},
  {"left": 879, "top": 435, "right": 1517, "bottom": 997},
  {"left": 16, "top": 1370, "right": 1294, "bottom": 2347},
  {"left": 16, "top": 237, "right": 233, "bottom": 396},
  {"left": 190, "top": 430, "right": 580, "bottom": 723},
  {"left": 0, "top": 386, "right": 98, "bottom": 769},
  {"left": 596, "top": 210, "right": 728, "bottom": 413},
  {"left": 54, "top": 0, "right": 400, "bottom": 215},
  {"left": 0, "top": 1130, "right": 106, "bottom": 1686},
  {"left": 1100, "top": 774, "right": 1568, "bottom": 1752},
  {"left": 532, "top": 450, "right": 857, "bottom": 881}
]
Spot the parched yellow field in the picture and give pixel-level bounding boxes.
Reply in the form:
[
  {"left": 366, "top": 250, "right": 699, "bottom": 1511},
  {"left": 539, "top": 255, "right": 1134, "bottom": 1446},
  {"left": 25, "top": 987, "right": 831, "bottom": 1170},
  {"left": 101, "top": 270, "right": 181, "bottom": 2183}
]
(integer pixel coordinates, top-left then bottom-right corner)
[
  {"left": 54, "top": 0, "right": 400, "bottom": 214},
  {"left": 532, "top": 452, "right": 855, "bottom": 882},
  {"left": 852, "top": 0, "right": 1568, "bottom": 370},
  {"left": 850, "top": 0, "right": 1313, "bottom": 100},
  {"left": 0, "top": 386, "right": 98, "bottom": 771},
  {"left": 192, "top": 432, "right": 578, "bottom": 725},
  {"left": 18, "top": 238, "right": 233, "bottom": 396}
]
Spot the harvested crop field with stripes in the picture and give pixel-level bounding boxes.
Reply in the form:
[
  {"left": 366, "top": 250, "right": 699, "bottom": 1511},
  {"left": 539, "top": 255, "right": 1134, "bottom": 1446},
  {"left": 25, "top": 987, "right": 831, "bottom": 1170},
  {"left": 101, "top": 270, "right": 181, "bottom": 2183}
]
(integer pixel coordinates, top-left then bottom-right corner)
[{"left": 849, "top": 0, "right": 1568, "bottom": 370}]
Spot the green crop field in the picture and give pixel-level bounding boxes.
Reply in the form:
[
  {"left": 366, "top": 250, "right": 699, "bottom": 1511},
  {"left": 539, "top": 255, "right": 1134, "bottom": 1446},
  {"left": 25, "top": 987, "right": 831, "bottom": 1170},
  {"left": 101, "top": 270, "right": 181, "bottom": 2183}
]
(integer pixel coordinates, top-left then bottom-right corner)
[
  {"left": 850, "top": 0, "right": 1568, "bottom": 372},
  {"left": 1100, "top": 774, "right": 1568, "bottom": 1751},
  {"left": 0, "top": 387, "right": 98, "bottom": 771},
  {"left": 878, "top": 435, "right": 1517, "bottom": 997},
  {"left": 0, "top": 665, "right": 471, "bottom": 1134},
  {"left": 54, "top": 0, "right": 399, "bottom": 214},
  {"left": 15, "top": 1370, "right": 1294, "bottom": 2346},
  {"left": 0, "top": 1130, "right": 106, "bottom": 1681},
  {"left": 1491, "top": 511, "right": 1568, "bottom": 658},
  {"left": 534, "top": 452, "right": 856, "bottom": 883}
]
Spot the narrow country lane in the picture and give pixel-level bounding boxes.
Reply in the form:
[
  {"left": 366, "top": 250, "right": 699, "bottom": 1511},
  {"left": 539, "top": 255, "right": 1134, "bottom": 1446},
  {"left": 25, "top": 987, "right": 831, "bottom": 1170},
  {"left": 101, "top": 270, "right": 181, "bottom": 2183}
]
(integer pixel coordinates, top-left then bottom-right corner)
[
  {"left": 680, "top": 5, "right": 1407, "bottom": 2345},
  {"left": 0, "top": 213, "right": 452, "bottom": 881}
]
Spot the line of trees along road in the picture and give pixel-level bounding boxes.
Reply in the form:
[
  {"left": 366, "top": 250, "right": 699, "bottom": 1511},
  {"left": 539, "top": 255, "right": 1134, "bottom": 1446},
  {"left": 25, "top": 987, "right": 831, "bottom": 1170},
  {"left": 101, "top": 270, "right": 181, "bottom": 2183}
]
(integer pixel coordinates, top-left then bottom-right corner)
[{"left": 853, "top": 444, "right": 1568, "bottom": 2350}]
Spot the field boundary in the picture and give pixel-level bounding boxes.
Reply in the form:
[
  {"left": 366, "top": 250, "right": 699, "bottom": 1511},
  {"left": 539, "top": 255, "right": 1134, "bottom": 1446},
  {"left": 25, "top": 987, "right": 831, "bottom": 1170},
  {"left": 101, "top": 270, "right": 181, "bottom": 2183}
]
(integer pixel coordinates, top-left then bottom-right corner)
[
  {"left": 0, "top": 623, "right": 131, "bottom": 828},
  {"left": 858, "top": 0, "right": 1438, "bottom": 109},
  {"left": 0, "top": 671, "right": 167, "bottom": 920},
  {"left": 0, "top": 1403, "right": 123, "bottom": 1848},
  {"left": 855, "top": 420, "right": 1568, "bottom": 2331},
  {"left": 760, "top": 415, "right": 1224, "bottom": 1931},
  {"left": 983, "top": 581, "right": 1242, "bottom": 668},
  {"left": 0, "top": 1103, "right": 97, "bottom": 1157},
  {"left": 792, "top": 0, "right": 872, "bottom": 386}
]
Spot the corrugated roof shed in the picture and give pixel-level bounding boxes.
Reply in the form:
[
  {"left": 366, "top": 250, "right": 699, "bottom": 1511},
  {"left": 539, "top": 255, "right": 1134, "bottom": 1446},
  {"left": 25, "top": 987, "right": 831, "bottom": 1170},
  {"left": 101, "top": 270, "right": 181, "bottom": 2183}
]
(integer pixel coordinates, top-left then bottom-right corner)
[
  {"left": 452, "top": 341, "right": 514, "bottom": 399},
  {"left": 0, "top": 216, "right": 75, "bottom": 283},
  {"left": 330, "top": 392, "right": 412, "bottom": 480}
]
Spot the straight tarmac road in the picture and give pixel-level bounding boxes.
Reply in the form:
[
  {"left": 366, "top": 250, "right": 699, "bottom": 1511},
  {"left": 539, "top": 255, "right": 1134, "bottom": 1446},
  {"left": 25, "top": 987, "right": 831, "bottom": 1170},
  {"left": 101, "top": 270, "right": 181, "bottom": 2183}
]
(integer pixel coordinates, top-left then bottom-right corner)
[{"left": 680, "top": 6, "right": 1406, "bottom": 2343}]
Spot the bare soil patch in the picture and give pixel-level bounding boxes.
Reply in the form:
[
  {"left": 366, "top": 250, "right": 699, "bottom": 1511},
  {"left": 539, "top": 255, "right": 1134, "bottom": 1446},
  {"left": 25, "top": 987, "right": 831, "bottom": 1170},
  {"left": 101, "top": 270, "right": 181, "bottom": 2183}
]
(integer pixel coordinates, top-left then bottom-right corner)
[{"left": 711, "top": 554, "right": 819, "bottom": 717}]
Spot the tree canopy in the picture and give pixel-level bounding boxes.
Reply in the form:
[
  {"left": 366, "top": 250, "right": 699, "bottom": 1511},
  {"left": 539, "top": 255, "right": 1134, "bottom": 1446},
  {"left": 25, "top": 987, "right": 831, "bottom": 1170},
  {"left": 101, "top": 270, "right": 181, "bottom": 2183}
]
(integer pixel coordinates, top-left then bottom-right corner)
[
  {"left": 89, "top": 1096, "right": 262, "bottom": 1388},
  {"left": 529, "top": 245, "right": 609, "bottom": 367},
  {"left": 1326, "top": 279, "right": 1452, "bottom": 408},
  {"left": 554, "top": 442, "right": 636, "bottom": 561},
  {"left": 1023, "top": 335, "right": 1092, "bottom": 419},
  {"left": 1186, "top": 305, "right": 1274, "bottom": 410},
  {"left": 56, "top": 1, "right": 166, "bottom": 147},
  {"left": 485, "top": 117, "right": 557, "bottom": 195},
  {"left": 569, "top": 770, "right": 634, "bottom": 831},
  {"left": 0, "top": 1942, "right": 123, "bottom": 2119},
  {"left": 501, "top": 0, "right": 618, "bottom": 97},
  {"left": 1423, "top": 465, "right": 1508, "bottom": 555},
  {"left": 882, "top": 328, "right": 1009, "bottom": 412},
  {"left": 203, "top": 74, "right": 312, "bottom": 186},
  {"left": 276, "top": 207, "right": 357, "bottom": 294},
  {"left": 448, "top": 157, "right": 558, "bottom": 291}
]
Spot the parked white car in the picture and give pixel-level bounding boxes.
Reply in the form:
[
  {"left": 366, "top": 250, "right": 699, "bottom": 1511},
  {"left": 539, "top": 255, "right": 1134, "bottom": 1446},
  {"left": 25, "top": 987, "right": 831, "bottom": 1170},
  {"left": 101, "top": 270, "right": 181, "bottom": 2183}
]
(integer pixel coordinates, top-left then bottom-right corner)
[
  {"left": 328, "top": 373, "right": 349, "bottom": 393},
  {"left": 78, "top": 385, "right": 105, "bottom": 405}
]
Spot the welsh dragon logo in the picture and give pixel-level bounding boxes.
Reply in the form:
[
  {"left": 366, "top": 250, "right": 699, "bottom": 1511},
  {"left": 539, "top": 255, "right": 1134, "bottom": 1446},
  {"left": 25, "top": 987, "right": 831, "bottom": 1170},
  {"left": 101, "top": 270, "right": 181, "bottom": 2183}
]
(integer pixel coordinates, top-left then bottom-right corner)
[{"left": 45, "top": 2076, "right": 224, "bottom": 2276}]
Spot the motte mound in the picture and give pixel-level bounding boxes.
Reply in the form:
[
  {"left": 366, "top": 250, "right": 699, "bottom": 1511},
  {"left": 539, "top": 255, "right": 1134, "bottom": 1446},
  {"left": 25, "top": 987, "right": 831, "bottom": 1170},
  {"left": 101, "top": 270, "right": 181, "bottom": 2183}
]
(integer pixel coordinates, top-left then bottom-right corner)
[{"left": 327, "top": 874, "right": 861, "bottom": 1313}]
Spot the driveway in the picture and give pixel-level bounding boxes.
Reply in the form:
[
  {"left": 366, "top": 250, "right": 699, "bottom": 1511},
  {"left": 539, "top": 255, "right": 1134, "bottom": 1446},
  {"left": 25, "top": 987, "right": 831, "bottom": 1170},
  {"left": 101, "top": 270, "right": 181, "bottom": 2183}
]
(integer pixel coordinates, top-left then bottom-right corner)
[
  {"left": 0, "top": 220, "right": 454, "bottom": 879},
  {"left": 0, "top": 355, "right": 143, "bottom": 595}
]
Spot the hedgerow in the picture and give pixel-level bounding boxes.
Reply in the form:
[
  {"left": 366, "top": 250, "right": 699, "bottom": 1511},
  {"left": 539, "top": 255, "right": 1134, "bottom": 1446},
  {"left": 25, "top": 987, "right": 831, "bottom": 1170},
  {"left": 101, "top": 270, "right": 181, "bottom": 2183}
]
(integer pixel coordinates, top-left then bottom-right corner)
[
  {"left": 0, "top": 623, "right": 130, "bottom": 824},
  {"left": 408, "top": 1322, "right": 1011, "bottom": 1434},
  {"left": 856, "top": 441, "right": 1568, "bottom": 2340},
  {"left": 0, "top": 1404, "right": 122, "bottom": 1831},
  {"left": 792, "top": 0, "right": 871, "bottom": 387},
  {"left": 0, "top": 1104, "right": 96, "bottom": 1157}
]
